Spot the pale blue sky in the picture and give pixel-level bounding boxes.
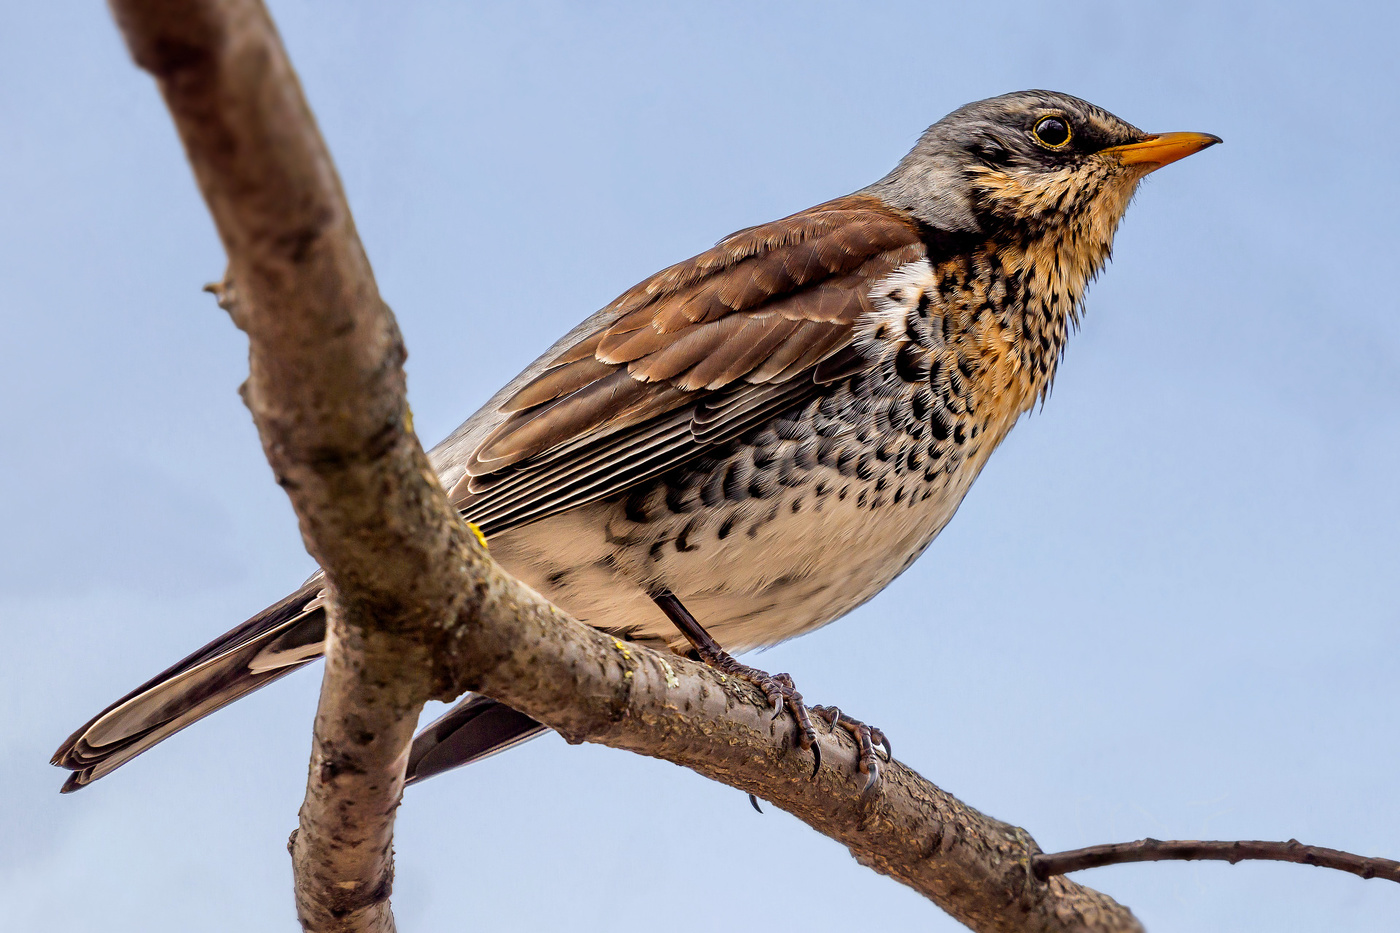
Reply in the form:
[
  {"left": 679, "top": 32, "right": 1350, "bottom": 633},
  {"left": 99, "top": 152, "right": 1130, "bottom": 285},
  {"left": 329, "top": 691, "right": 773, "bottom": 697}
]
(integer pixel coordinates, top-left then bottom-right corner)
[{"left": 3, "top": 2, "right": 1398, "bottom": 930}]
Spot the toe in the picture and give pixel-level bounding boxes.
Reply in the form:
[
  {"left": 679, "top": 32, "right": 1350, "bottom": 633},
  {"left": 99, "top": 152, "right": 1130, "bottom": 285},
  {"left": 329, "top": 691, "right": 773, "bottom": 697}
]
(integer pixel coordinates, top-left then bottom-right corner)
[{"left": 860, "top": 757, "right": 881, "bottom": 797}]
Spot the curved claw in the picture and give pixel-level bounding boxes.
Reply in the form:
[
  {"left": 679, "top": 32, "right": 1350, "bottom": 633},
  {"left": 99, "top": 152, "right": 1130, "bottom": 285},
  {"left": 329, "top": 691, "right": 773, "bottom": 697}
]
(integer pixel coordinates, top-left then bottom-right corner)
[
  {"left": 810, "top": 738, "right": 822, "bottom": 778},
  {"left": 749, "top": 793, "right": 764, "bottom": 814},
  {"left": 861, "top": 758, "right": 881, "bottom": 798},
  {"left": 879, "top": 734, "right": 893, "bottom": 761}
]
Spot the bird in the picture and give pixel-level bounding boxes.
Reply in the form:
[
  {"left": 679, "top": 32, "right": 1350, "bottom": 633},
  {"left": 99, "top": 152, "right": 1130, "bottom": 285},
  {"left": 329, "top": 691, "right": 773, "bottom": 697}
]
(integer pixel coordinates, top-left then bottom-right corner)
[{"left": 53, "top": 90, "right": 1219, "bottom": 794}]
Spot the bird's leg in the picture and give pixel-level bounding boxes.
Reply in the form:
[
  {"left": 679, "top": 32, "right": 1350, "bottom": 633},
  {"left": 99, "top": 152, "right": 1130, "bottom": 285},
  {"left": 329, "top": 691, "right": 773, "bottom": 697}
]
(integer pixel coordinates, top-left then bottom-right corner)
[
  {"left": 650, "top": 588, "right": 821, "bottom": 774},
  {"left": 809, "top": 705, "right": 893, "bottom": 795},
  {"left": 652, "top": 588, "right": 894, "bottom": 794}
]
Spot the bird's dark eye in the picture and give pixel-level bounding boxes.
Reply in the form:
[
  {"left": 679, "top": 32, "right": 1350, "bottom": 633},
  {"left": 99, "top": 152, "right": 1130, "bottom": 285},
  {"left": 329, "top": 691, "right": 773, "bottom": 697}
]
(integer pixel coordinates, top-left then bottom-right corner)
[{"left": 1032, "top": 116, "right": 1072, "bottom": 149}]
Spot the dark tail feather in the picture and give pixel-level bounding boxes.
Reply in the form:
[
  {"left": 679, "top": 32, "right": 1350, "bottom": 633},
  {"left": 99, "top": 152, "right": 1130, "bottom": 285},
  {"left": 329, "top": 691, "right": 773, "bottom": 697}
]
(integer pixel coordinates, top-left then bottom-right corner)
[
  {"left": 51, "top": 579, "right": 329, "bottom": 792},
  {"left": 53, "top": 579, "right": 547, "bottom": 793},
  {"left": 405, "top": 695, "right": 548, "bottom": 786}
]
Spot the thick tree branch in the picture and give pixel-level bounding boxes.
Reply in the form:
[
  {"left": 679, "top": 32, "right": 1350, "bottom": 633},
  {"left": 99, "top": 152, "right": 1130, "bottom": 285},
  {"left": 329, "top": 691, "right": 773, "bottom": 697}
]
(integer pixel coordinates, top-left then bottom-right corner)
[
  {"left": 109, "top": 2, "right": 449, "bottom": 929},
  {"left": 1035, "top": 839, "right": 1400, "bottom": 885},
  {"left": 107, "top": 2, "right": 1144, "bottom": 932}
]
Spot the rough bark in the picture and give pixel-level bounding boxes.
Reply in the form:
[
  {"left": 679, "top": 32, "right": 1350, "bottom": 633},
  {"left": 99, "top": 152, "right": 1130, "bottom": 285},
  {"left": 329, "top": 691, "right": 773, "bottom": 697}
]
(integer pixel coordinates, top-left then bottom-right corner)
[{"left": 107, "top": 1, "right": 1145, "bottom": 931}]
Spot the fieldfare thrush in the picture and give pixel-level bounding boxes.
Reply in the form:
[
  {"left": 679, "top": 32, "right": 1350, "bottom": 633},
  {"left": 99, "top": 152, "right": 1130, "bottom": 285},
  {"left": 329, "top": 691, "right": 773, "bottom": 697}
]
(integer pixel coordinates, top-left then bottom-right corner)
[{"left": 53, "top": 90, "right": 1220, "bottom": 794}]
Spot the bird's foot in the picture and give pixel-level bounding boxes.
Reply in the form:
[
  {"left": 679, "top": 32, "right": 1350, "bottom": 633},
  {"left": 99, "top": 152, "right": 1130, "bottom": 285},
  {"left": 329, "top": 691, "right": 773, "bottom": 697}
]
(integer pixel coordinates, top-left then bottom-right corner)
[
  {"left": 811, "top": 705, "right": 892, "bottom": 795},
  {"left": 696, "top": 650, "right": 821, "bottom": 773},
  {"left": 649, "top": 588, "right": 889, "bottom": 792},
  {"left": 691, "top": 647, "right": 893, "bottom": 794}
]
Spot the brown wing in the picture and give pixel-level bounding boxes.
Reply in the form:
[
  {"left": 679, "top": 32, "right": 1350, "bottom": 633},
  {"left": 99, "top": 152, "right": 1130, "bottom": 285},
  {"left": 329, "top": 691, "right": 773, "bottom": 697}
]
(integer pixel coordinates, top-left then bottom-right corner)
[{"left": 450, "top": 194, "right": 926, "bottom": 533}]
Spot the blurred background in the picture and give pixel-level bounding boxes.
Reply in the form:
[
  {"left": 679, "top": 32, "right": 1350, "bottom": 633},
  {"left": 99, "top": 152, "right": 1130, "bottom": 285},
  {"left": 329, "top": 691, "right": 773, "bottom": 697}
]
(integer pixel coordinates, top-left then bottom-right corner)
[{"left": 3, "top": 1, "right": 1398, "bottom": 930}]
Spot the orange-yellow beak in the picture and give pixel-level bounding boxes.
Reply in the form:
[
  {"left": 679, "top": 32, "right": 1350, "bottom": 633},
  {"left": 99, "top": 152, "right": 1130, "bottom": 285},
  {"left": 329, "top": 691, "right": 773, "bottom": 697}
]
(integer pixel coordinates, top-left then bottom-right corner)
[{"left": 1106, "top": 131, "right": 1222, "bottom": 170}]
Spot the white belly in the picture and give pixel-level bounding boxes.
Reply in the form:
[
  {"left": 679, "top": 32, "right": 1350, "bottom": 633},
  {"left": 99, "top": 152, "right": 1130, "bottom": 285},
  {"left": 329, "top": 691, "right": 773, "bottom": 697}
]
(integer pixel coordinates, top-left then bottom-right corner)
[{"left": 486, "top": 455, "right": 986, "bottom": 654}]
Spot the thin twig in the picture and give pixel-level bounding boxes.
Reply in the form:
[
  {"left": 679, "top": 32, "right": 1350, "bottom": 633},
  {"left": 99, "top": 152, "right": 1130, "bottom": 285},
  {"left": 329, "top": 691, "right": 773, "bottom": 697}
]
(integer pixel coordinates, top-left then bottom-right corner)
[{"left": 1034, "top": 839, "right": 1400, "bottom": 885}]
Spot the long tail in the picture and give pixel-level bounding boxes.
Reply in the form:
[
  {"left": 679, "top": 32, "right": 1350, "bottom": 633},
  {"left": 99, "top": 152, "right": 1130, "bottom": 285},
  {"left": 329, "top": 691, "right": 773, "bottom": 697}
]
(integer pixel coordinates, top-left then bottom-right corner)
[
  {"left": 51, "top": 580, "right": 330, "bottom": 792},
  {"left": 52, "top": 581, "right": 548, "bottom": 792}
]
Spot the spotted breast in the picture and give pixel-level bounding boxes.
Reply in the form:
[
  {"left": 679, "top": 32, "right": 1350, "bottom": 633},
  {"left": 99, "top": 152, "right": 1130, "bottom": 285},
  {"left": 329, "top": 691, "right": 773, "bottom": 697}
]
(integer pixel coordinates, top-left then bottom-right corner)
[{"left": 469, "top": 198, "right": 1075, "bottom": 653}]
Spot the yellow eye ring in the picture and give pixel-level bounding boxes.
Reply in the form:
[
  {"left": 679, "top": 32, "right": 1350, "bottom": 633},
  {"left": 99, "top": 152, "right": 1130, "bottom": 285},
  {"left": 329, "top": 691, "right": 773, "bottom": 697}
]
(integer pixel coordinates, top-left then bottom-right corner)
[{"left": 1033, "top": 115, "right": 1072, "bottom": 149}]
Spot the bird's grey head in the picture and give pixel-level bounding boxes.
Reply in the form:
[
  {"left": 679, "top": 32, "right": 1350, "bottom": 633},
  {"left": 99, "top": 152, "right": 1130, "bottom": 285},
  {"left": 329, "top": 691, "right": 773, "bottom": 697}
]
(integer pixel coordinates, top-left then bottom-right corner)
[{"left": 870, "top": 90, "right": 1218, "bottom": 239}]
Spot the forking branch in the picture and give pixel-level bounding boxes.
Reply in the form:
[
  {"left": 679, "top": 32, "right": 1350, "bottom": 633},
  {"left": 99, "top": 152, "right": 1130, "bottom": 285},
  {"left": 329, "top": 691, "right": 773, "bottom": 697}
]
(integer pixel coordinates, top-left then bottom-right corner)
[{"left": 103, "top": 2, "right": 1396, "bottom": 932}]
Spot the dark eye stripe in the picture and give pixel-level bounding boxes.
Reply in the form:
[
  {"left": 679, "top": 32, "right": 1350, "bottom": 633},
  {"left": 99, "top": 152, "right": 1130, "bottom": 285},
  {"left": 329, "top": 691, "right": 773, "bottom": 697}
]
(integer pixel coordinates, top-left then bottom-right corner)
[{"left": 1033, "top": 116, "right": 1071, "bottom": 148}]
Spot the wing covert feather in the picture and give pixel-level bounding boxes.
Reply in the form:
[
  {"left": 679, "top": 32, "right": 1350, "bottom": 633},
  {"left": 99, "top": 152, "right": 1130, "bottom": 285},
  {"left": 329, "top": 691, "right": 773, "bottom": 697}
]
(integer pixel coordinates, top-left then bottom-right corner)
[{"left": 450, "top": 195, "right": 927, "bottom": 532}]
